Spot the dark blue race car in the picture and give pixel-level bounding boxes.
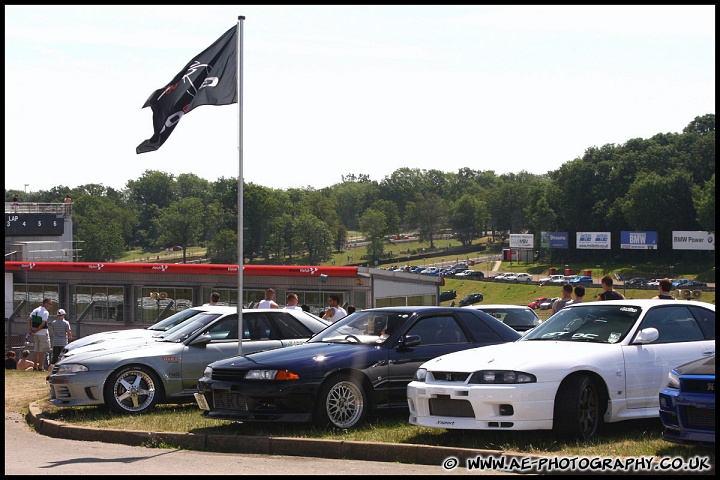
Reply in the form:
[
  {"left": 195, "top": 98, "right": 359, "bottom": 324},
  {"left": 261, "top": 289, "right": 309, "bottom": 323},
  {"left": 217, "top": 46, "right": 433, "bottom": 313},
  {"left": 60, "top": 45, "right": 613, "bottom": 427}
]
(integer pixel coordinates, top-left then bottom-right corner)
[
  {"left": 659, "top": 355, "right": 715, "bottom": 447},
  {"left": 195, "top": 306, "right": 521, "bottom": 429}
]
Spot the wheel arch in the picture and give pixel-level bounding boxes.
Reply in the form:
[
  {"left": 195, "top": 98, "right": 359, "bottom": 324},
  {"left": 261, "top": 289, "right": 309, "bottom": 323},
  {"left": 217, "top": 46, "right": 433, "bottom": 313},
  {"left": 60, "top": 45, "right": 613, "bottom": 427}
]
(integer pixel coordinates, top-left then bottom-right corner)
[
  {"left": 319, "top": 368, "right": 374, "bottom": 409},
  {"left": 556, "top": 370, "right": 610, "bottom": 415},
  {"left": 103, "top": 362, "right": 167, "bottom": 404}
]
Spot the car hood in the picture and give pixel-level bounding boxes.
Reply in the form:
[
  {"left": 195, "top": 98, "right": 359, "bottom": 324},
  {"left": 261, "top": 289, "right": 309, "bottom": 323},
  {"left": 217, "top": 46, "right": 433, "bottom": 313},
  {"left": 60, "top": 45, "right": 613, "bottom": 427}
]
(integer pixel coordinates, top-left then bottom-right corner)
[
  {"left": 58, "top": 337, "right": 169, "bottom": 363},
  {"left": 209, "top": 341, "right": 380, "bottom": 373},
  {"left": 65, "top": 328, "right": 155, "bottom": 350},
  {"left": 420, "top": 341, "right": 623, "bottom": 379}
]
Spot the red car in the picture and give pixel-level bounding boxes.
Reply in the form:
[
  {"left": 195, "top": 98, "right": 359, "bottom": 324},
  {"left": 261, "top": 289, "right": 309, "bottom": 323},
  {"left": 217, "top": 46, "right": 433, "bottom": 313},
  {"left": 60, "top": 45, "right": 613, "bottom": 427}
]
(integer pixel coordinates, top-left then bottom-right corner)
[{"left": 528, "top": 297, "right": 547, "bottom": 309}]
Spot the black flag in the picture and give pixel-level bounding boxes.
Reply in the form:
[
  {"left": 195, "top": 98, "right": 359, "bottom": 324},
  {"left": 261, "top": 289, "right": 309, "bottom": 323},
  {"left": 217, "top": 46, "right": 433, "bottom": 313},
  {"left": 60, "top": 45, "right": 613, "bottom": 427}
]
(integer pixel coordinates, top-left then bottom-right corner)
[{"left": 137, "top": 25, "right": 237, "bottom": 154}]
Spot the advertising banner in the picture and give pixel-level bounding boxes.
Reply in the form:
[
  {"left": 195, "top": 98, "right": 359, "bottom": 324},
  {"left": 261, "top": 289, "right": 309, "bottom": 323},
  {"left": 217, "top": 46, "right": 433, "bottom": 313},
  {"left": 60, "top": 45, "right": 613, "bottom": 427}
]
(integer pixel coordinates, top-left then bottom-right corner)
[
  {"left": 672, "top": 231, "right": 715, "bottom": 250},
  {"left": 509, "top": 234, "right": 534, "bottom": 249},
  {"left": 576, "top": 232, "right": 611, "bottom": 250},
  {"left": 620, "top": 231, "right": 658, "bottom": 250},
  {"left": 549, "top": 232, "right": 569, "bottom": 249}
]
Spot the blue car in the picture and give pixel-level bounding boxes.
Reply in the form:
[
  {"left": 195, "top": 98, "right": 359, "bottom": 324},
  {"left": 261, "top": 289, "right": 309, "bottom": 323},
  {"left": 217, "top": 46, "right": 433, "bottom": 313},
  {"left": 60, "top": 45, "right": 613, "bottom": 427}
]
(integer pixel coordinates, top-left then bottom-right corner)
[
  {"left": 195, "top": 306, "right": 521, "bottom": 429},
  {"left": 569, "top": 275, "right": 593, "bottom": 285},
  {"left": 659, "top": 356, "right": 715, "bottom": 446}
]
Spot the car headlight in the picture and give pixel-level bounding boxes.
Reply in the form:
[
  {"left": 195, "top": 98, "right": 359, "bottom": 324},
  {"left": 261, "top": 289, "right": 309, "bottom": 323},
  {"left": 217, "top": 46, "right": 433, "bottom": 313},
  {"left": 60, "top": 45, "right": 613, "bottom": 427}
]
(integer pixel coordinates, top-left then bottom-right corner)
[
  {"left": 666, "top": 369, "right": 680, "bottom": 389},
  {"left": 203, "top": 366, "right": 213, "bottom": 378},
  {"left": 53, "top": 364, "right": 90, "bottom": 374},
  {"left": 468, "top": 370, "right": 536, "bottom": 384},
  {"left": 245, "top": 369, "right": 299, "bottom": 380},
  {"left": 414, "top": 368, "right": 427, "bottom": 382}
]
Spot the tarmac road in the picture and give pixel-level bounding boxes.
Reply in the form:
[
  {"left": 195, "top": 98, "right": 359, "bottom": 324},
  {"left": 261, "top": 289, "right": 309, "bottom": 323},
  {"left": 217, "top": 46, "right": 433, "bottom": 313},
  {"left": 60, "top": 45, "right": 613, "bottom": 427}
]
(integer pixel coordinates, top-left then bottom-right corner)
[{"left": 5, "top": 410, "right": 520, "bottom": 476}]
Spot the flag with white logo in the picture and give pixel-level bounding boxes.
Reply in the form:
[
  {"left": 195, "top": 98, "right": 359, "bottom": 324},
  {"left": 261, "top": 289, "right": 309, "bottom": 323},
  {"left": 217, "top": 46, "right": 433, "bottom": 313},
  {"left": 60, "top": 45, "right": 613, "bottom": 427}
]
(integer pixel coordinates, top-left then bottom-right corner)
[{"left": 137, "top": 25, "right": 237, "bottom": 154}]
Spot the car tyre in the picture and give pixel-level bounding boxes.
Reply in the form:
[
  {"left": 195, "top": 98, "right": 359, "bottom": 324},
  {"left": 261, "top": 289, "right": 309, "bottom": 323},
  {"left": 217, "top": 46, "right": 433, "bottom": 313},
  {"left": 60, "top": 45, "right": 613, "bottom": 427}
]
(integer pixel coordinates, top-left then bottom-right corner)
[
  {"left": 104, "top": 365, "right": 162, "bottom": 414},
  {"left": 314, "top": 374, "right": 368, "bottom": 429},
  {"left": 552, "top": 374, "right": 603, "bottom": 441}
]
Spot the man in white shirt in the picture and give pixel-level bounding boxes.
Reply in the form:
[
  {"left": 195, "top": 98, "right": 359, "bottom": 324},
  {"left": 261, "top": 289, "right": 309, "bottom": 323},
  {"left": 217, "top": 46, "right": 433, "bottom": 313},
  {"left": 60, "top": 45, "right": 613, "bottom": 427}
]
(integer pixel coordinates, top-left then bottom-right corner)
[
  {"left": 27, "top": 298, "right": 52, "bottom": 371},
  {"left": 322, "top": 294, "right": 347, "bottom": 323},
  {"left": 284, "top": 293, "right": 300, "bottom": 310},
  {"left": 257, "top": 288, "right": 279, "bottom": 309}
]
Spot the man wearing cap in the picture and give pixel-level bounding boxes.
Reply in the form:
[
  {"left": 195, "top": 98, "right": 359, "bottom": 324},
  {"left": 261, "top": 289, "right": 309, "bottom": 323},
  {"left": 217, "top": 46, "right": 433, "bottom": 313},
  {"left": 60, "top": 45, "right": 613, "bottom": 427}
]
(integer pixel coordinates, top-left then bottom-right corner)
[
  {"left": 27, "top": 298, "right": 52, "bottom": 371},
  {"left": 48, "top": 308, "right": 73, "bottom": 368}
]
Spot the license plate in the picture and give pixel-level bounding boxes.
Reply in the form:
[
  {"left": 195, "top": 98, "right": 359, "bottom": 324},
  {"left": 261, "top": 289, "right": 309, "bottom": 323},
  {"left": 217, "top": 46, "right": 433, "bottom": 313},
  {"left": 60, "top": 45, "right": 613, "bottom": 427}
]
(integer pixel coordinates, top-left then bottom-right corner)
[{"left": 194, "top": 392, "right": 210, "bottom": 411}]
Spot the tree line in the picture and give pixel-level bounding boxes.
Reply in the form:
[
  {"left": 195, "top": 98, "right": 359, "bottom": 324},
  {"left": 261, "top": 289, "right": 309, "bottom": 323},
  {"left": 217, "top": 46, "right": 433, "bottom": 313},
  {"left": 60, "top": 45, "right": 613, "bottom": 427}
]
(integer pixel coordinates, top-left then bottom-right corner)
[{"left": 6, "top": 114, "right": 715, "bottom": 265}]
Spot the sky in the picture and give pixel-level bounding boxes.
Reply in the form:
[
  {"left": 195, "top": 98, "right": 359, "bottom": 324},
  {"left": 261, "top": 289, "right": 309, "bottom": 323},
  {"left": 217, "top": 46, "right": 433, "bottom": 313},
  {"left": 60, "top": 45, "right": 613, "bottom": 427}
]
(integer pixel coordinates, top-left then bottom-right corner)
[{"left": 4, "top": 5, "right": 715, "bottom": 195}]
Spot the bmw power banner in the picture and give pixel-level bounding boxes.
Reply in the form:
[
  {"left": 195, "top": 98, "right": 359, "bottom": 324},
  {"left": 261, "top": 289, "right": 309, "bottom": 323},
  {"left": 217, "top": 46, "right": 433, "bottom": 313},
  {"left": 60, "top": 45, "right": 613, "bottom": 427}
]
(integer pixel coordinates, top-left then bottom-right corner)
[
  {"left": 672, "top": 231, "right": 715, "bottom": 250},
  {"left": 576, "top": 232, "right": 611, "bottom": 250},
  {"left": 620, "top": 231, "right": 658, "bottom": 250}
]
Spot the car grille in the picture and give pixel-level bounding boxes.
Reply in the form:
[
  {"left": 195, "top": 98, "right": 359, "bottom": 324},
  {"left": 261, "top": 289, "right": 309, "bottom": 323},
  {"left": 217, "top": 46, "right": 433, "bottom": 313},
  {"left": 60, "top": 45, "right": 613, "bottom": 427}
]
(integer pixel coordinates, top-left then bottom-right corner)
[
  {"left": 682, "top": 378, "right": 714, "bottom": 394},
  {"left": 429, "top": 395, "right": 475, "bottom": 417},
  {"left": 212, "top": 391, "right": 248, "bottom": 411},
  {"left": 211, "top": 367, "right": 248, "bottom": 382},
  {"left": 684, "top": 406, "right": 715, "bottom": 430},
  {"left": 430, "top": 371, "right": 470, "bottom": 382}
]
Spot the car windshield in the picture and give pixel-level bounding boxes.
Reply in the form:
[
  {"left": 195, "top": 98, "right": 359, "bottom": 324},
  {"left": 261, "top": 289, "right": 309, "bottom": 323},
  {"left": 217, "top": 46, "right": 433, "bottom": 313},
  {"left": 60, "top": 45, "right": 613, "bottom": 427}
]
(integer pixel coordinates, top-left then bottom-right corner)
[
  {"left": 147, "top": 308, "right": 206, "bottom": 333},
  {"left": 520, "top": 304, "right": 642, "bottom": 343},
  {"left": 308, "top": 310, "right": 412, "bottom": 345},
  {"left": 158, "top": 313, "right": 224, "bottom": 342}
]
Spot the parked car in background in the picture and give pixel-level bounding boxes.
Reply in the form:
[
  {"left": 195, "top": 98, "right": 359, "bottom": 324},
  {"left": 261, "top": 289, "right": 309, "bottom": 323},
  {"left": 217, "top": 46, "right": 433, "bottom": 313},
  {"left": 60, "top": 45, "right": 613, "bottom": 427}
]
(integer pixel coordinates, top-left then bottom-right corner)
[
  {"left": 49, "top": 308, "right": 331, "bottom": 414},
  {"left": 408, "top": 299, "right": 716, "bottom": 441},
  {"left": 463, "top": 305, "right": 542, "bottom": 332},
  {"left": 659, "top": 355, "right": 715, "bottom": 446},
  {"left": 506, "top": 273, "right": 533, "bottom": 283},
  {"left": 196, "top": 306, "right": 522, "bottom": 429},
  {"left": 439, "top": 290, "right": 457, "bottom": 302},
  {"left": 645, "top": 279, "right": 662, "bottom": 287},
  {"left": 59, "top": 306, "right": 213, "bottom": 360},
  {"left": 422, "top": 267, "right": 440, "bottom": 276},
  {"left": 539, "top": 274, "right": 565, "bottom": 286},
  {"left": 676, "top": 280, "right": 708, "bottom": 289},
  {"left": 569, "top": 275, "right": 593, "bottom": 285},
  {"left": 625, "top": 277, "right": 648, "bottom": 286},
  {"left": 528, "top": 297, "right": 548, "bottom": 309},
  {"left": 492, "top": 273, "right": 509, "bottom": 281},
  {"left": 458, "top": 293, "right": 484, "bottom": 307},
  {"left": 538, "top": 297, "right": 559, "bottom": 310},
  {"left": 463, "top": 270, "right": 485, "bottom": 279}
]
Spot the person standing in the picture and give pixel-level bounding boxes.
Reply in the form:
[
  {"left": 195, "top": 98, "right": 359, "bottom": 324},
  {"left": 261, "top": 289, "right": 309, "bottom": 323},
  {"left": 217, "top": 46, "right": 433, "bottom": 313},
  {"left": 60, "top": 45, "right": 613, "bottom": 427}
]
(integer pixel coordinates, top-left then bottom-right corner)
[
  {"left": 63, "top": 194, "right": 73, "bottom": 214},
  {"left": 551, "top": 284, "right": 574, "bottom": 314},
  {"left": 48, "top": 308, "right": 73, "bottom": 368},
  {"left": 12, "top": 193, "right": 19, "bottom": 212},
  {"left": 597, "top": 275, "right": 625, "bottom": 301},
  {"left": 322, "top": 294, "right": 347, "bottom": 323},
  {"left": 27, "top": 298, "right": 52, "bottom": 371},
  {"left": 204, "top": 292, "right": 221, "bottom": 306},
  {"left": 572, "top": 285, "right": 585, "bottom": 304},
  {"left": 257, "top": 288, "right": 280, "bottom": 309},
  {"left": 284, "top": 293, "right": 300, "bottom": 310},
  {"left": 653, "top": 278, "right": 676, "bottom": 300}
]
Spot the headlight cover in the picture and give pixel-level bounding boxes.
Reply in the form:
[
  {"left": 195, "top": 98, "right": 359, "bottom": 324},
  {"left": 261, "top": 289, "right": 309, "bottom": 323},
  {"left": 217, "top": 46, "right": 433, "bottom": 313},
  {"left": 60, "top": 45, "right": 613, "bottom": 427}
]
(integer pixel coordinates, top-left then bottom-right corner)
[
  {"left": 468, "top": 370, "right": 536, "bottom": 384},
  {"left": 414, "top": 368, "right": 427, "bottom": 382},
  {"left": 666, "top": 369, "right": 680, "bottom": 389},
  {"left": 54, "top": 364, "right": 89, "bottom": 374},
  {"left": 245, "top": 369, "right": 299, "bottom": 380},
  {"left": 203, "top": 366, "right": 213, "bottom": 378}
]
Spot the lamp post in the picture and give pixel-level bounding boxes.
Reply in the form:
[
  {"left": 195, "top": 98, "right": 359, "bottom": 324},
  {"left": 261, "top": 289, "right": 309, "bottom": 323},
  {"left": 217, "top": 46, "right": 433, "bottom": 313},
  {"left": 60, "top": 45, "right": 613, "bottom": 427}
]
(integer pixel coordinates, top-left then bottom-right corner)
[
  {"left": 24, "top": 184, "right": 29, "bottom": 196},
  {"left": 319, "top": 274, "right": 328, "bottom": 312}
]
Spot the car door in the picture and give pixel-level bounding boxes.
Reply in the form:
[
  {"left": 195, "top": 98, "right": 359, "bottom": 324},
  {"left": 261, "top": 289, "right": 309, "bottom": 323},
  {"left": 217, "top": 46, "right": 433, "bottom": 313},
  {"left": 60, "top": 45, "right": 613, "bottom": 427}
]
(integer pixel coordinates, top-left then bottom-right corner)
[
  {"left": 180, "top": 312, "right": 282, "bottom": 392},
  {"left": 623, "top": 304, "right": 715, "bottom": 409},
  {"left": 385, "top": 314, "right": 473, "bottom": 406}
]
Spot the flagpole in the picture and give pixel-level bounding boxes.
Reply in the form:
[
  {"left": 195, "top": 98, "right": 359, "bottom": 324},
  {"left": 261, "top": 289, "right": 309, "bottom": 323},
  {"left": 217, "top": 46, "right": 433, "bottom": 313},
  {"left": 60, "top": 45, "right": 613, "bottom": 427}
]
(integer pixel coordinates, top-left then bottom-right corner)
[{"left": 237, "top": 16, "right": 245, "bottom": 355}]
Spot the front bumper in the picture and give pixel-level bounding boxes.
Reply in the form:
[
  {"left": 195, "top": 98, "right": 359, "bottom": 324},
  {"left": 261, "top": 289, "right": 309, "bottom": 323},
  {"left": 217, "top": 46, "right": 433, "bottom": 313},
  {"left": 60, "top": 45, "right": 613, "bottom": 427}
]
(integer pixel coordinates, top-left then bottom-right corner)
[
  {"left": 406, "top": 380, "right": 558, "bottom": 431},
  {"left": 48, "top": 370, "right": 110, "bottom": 407}
]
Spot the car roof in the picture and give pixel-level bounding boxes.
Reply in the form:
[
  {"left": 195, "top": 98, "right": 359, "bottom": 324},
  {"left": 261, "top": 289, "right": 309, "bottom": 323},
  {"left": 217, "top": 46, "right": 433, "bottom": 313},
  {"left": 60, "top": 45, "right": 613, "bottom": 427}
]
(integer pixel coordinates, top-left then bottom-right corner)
[
  {"left": 565, "top": 299, "right": 714, "bottom": 309},
  {"left": 464, "top": 304, "right": 534, "bottom": 310}
]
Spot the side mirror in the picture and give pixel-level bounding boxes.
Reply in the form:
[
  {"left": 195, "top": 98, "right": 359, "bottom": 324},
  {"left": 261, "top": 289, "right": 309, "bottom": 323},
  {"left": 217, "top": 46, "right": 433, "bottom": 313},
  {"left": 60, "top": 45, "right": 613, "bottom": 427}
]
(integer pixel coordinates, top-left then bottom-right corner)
[
  {"left": 397, "top": 334, "right": 421, "bottom": 349},
  {"left": 634, "top": 327, "right": 659, "bottom": 344},
  {"left": 189, "top": 333, "right": 212, "bottom": 346}
]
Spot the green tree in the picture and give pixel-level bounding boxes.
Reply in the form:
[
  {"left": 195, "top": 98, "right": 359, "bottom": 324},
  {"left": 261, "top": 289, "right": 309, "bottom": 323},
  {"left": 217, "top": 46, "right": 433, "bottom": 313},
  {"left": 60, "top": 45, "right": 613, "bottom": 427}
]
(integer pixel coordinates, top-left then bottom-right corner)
[
  {"left": 693, "top": 174, "right": 715, "bottom": 232},
  {"left": 359, "top": 209, "right": 387, "bottom": 264},
  {"left": 207, "top": 229, "right": 238, "bottom": 264},
  {"left": 406, "top": 193, "right": 448, "bottom": 248},
  {"left": 154, "top": 197, "right": 205, "bottom": 263},
  {"left": 73, "top": 196, "right": 126, "bottom": 262},
  {"left": 449, "top": 194, "right": 486, "bottom": 246},
  {"left": 293, "top": 214, "right": 333, "bottom": 265}
]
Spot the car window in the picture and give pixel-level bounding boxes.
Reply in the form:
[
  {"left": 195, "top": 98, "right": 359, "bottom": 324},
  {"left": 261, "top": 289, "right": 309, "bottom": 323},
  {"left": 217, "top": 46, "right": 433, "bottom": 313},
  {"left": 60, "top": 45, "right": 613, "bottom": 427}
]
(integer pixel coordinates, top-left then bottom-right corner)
[
  {"left": 160, "top": 313, "right": 223, "bottom": 341},
  {"left": 688, "top": 305, "right": 716, "bottom": 340},
  {"left": 309, "top": 311, "right": 411, "bottom": 344},
  {"left": 268, "top": 311, "right": 315, "bottom": 339},
  {"left": 636, "top": 305, "right": 706, "bottom": 344},
  {"left": 406, "top": 315, "right": 468, "bottom": 345},
  {"left": 523, "top": 306, "right": 638, "bottom": 343},
  {"left": 456, "top": 310, "right": 505, "bottom": 343},
  {"left": 206, "top": 315, "right": 241, "bottom": 340}
]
